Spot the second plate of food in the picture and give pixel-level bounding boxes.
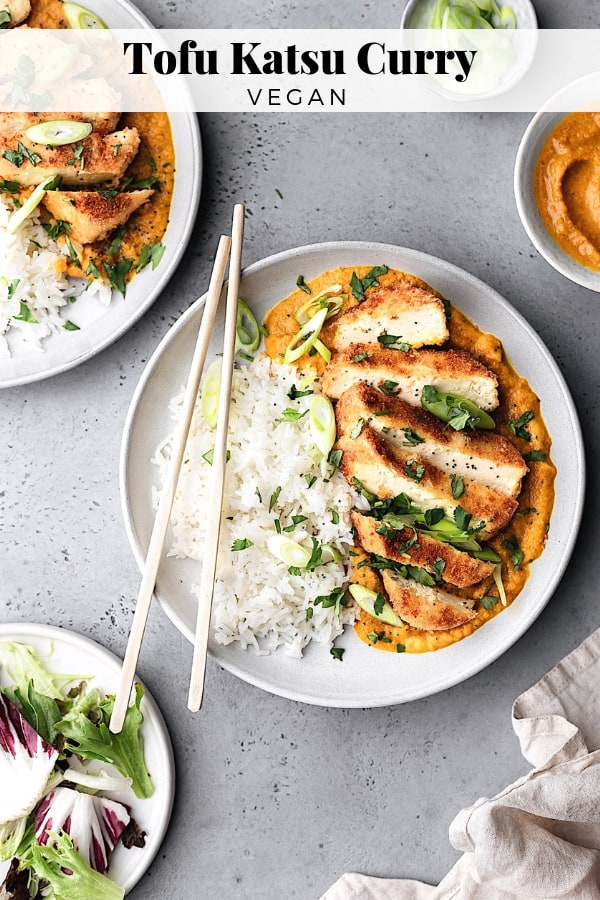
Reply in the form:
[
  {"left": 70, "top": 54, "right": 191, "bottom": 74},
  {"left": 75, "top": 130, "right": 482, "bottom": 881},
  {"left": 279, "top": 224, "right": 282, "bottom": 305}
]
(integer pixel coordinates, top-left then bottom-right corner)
[
  {"left": 0, "top": 0, "right": 201, "bottom": 388},
  {"left": 120, "top": 241, "right": 584, "bottom": 707}
]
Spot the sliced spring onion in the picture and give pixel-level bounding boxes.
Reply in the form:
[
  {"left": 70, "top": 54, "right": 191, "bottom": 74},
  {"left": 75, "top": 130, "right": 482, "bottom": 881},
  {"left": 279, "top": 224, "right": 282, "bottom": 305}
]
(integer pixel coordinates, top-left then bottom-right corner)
[
  {"left": 321, "top": 544, "right": 342, "bottom": 563},
  {"left": 62, "top": 1, "right": 108, "bottom": 28},
  {"left": 25, "top": 120, "right": 92, "bottom": 147},
  {"left": 471, "top": 546, "right": 502, "bottom": 563},
  {"left": 294, "top": 285, "right": 345, "bottom": 325},
  {"left": 349, "top": 584, "right": 404, "bottom": 627},
  {"left": 492, "top": 563, "right": 507, "bottom": 606},
  {"left": 309, "top": 394, "right": 336, "bottom": 457},
  {"left": 430, "top": 0, "right": 516, "bottom": 29},
  {"left": 497, "top": 4, "right": 517, "bottom": 27},
  {"left": 7, "top": 176, "right": 59, "bottom": 234},
  {"left": 267, "top": 535, "right": 311, "bottom": 568},
  {"left": 200, "top": 359, "right": 222, "bottom": 427},
  {"left": 313, "top": 338, "right": 331, "bottom": 363},
  {"left": 235, "top": 299, "right": 261, "bottom": 354},
  {"left": 284, "top": 307, "right": 328, "bottom": 364}
]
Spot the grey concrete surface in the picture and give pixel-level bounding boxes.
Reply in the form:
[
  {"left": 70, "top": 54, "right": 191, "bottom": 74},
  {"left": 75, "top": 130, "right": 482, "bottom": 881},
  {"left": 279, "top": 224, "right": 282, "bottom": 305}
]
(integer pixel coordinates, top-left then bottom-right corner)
[{"left": 2, "top": 2, "right": 598, "bottom": 898}]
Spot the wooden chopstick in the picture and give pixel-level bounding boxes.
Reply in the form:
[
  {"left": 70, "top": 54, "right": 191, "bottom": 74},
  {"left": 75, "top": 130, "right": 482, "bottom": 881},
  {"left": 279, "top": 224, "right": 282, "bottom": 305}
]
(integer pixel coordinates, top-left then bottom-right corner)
[
  {"left": 188, "top": 203, "right": 245, "bottom": 712},
  {"left": 109, "top": 234, "right": 232, "bottom": 734}
]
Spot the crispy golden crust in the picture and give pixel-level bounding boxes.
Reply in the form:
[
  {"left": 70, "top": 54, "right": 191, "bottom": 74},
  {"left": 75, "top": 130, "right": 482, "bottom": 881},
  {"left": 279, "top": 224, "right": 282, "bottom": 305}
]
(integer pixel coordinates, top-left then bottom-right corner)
[
  {"left": 0, "top": 128, "right": 139, "bottom": 187},
  {"left": 338, "top": 426, "right": 517, "bottom": 538},
  {"left": 351, "top": 512, "right": 494, "bottom": 589},
  {"left": 328, "top": 281, "right": 448, "bottom": 351},
  {"left": 336, "top": 382, "right": 527, "bottom": 497},
  {"left": 321, "top": 343, "right": 499, "bottom": 408},
  {"left": 382, "top": 571, "right": 477, "bottom": 631},
  {"left": 43, "top": 189, "right": 153, "bottom": 244}
]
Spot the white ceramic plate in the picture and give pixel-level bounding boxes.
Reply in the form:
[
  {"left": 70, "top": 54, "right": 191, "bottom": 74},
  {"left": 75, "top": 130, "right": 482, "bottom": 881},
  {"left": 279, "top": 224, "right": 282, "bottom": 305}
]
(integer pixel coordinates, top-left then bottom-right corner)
[
  {"left": 0, "top": 0, "right": 201, "bottom": 388},
  {"left": 0, "top": 622, "right": 174, "bottom": 893},
  {"left": 120, "top": 241, "right": 585, "bottom": 708}
]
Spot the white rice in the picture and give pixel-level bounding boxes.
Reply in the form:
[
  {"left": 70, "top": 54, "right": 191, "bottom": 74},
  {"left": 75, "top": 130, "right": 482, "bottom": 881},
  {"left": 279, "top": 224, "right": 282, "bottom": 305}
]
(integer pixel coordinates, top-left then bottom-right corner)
[
  {"left": 0, "top": 196, "right": 111, "bottom": 355},
  {"left": 153, "top": 356, "right": 362, "bottom": 657}
]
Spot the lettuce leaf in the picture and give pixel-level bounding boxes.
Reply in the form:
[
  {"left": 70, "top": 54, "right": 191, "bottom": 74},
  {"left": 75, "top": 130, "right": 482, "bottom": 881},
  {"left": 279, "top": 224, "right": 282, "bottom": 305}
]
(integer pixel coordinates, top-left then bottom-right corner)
[
  {"left": 56, "top": 684, "right": 153, "bottom": 799},
  {"left": 29, "top": 831, "right": 124, "bottom": 900},
  {"left": 0, "top": 643, "right": 86, "bottom": 701}
]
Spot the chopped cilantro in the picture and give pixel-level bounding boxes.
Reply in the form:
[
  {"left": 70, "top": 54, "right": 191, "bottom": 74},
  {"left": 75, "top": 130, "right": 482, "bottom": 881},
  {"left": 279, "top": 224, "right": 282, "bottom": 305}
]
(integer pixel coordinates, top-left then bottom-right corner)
[
  {"left": 480, "top": 594, "right": 499, "bottom": 611},
  {"left": 450, "top": 473, "right": 465, "bottom": 499},
  {"left": 287, "top": 384, "right": 313, "bottom": 399},
  {"left": 106, "top": 230, "right": 124, "bottom": 256},
  {"left": 269, "top": 486, "right": 282, "bottom": 511},
  {"left": 104, "top": 258, "right": 134, "bottom": 296},
  {"left": 379, "top": 379, "right": 399, "bottom": 396},
  {"left": 43, "top": 219, "right": 71, "bottom": 239},
  {"left": 396, "top": 643, "right": 406, "bottom": 653},
  {"left": 136, "top": 241, "right": 166, "bottom": 273},
  {"left": 306, "top": 607, "right": 314, "bottom": 620},
  {"left": 402, "top": 428, "right": 424, "bottom": 446},
  {"left": 276, "top": 408, "right": 308, "bottom": 423},
  {"left": 329, "top": 508, "right": 340, "bottom": 525},
  {"left": 351, "top": 351, "right": 371, "bottom": 363},
  {"left": 63, "top": 320, "right": 80, "bottom": 331},
  {"left": 85, "top": 259, "right": 100, "bottom": 280},
  {"left": 232, "top": 538, "right": 253, "bottom": 551},
  {"left": 304, "top": 474, "right": 317, "bottom": 489},
  {"left": 64, "top": 237, "right": 81, "bottom": 269},
  {"left": 405, "top": 459, "right": 425, "bottom": 483},
  {"left": 509, "top": 410, "right": 534, "bottom": 441},
  {"left": 0, "top": 179, "right": 19, "bottom": 194},
  {"left": 350, "top": 264, "right": 388, "bottom": 301},
  {"left": 330, "top": 647, "right": 345, "bottom": 661},
  {"left": 377, "top": 334, "right": 410, "bottom": 351},
  {"left": 502, "top": 535, "right": 524, "bottom": 570},
  {"left": 296, "top": 274, "right": 310, "bottom": 294},
  {"left": 524, "top": 450, "right": 547, "bottom": 463},
  {"left": 13, "top": 301, "right": 37, "bottom": 323}
]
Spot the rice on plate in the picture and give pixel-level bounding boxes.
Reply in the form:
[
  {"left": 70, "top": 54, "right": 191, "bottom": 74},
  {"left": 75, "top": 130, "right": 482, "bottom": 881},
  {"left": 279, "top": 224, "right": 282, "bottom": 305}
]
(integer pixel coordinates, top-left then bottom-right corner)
[
  {"left": 153, "top": 356, "right": 361, "bottom": 657},
  {"left": 0, "top": 196, "right": 110, "bottom": 356}
]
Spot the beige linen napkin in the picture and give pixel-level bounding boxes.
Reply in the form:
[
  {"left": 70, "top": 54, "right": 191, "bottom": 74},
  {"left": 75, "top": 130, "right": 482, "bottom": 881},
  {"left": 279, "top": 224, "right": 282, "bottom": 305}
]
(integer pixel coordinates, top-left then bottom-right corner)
[{"left": 322, "top": 628, "right": 600, "bottom": 900}]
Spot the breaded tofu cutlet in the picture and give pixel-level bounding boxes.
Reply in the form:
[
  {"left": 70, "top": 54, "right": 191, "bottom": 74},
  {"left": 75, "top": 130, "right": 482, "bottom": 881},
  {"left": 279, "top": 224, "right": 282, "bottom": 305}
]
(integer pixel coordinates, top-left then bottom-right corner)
[
  {"left": 0, "top": 128, "right": 139, "bottom": 187},
  {"left": 337, "top": 426, "right": 518, "bottom": 539},
  {"left": 43, "top": 189, "right": 154, "bottom": 244},
  {"left": 381, "top": 570, "right": 478, "bottom": 631},
  {"left": 337, "top": 383, "right": 528, "bottom": 498},
  {"left": 321, "top": 344, "right": 499, "bottom": 410},
  {"left": 351, "top": 512, "right": 494, "bottom": 589},
  {"left": 328, "top": 281, "right": 448, "bottom": 351}
]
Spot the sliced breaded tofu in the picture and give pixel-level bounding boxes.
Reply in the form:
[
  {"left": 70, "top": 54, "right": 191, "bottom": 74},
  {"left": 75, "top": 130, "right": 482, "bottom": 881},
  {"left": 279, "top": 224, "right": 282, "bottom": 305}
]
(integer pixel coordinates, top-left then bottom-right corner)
[
  {"left": 0, "top": 0, "right": 30, "bottom": 26},
  {"left": 0, "top": 112, "right": 121, "bottom": 140},
  {"left": 382, "top": 570, "right": 477, "bottom": 631},
  {"left": 0, "top": 128, "right": 139, "bottom": 187},
  {"left": 43, "top": 189, "right": 153, "bottom": 244},
  {"left": 351, "top": 512, "right": 494, "bottom": 589},
  {"left": 337, "top": 383, "right": 527, "bottom": 498},
  {"left": 328, "top": 282, "right": 448, "bottom": 351},
  {"left": 321, "top": 344, "right": 499, "bottom": 410},
  {"left": 337, "top": 427, "right": 517, "bottom": 539}
]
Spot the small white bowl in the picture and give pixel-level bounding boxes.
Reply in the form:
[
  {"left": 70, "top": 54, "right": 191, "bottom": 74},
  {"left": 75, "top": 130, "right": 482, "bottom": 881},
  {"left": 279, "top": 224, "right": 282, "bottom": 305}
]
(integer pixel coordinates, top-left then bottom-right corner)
[
  {"left": 400, "top": 0, "right": 538, "bottom": 101},
  {"left": 514, "top": 72, "right": 600, "bottom": 291}
]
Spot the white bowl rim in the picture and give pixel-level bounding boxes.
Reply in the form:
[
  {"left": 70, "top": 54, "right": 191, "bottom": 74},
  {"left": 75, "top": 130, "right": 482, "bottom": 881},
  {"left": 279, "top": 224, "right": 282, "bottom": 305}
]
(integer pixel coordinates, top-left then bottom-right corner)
[{"left": 514, "top": 71, "right": 600, "bottom": 291}]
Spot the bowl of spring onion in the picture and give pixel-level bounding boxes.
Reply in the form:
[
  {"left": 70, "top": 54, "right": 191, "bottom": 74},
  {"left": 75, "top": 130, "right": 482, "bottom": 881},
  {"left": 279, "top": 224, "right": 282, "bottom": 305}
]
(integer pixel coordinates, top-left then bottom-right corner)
[{"left": 400, "top": 0, "right": 538, "bottom": 101}]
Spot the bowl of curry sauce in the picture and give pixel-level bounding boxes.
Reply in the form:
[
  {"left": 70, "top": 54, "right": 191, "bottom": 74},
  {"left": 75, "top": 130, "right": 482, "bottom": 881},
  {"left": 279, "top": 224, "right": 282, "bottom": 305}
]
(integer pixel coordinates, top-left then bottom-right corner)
[{"left": 515, "top": 73, "right": 600, "bottom": 291}]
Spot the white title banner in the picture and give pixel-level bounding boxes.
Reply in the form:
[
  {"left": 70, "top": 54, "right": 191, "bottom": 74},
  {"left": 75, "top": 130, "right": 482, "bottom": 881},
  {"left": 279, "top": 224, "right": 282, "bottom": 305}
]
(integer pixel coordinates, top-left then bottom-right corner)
[{"left": 1, "top": 30, "right": 600, "bottom": 112}]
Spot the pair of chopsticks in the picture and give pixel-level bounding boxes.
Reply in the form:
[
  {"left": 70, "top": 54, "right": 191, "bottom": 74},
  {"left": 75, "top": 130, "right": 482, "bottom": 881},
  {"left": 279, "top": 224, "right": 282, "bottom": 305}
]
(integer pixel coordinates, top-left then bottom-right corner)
[{"left": 110, "top": 203, "right": 245, "bottom": 733}]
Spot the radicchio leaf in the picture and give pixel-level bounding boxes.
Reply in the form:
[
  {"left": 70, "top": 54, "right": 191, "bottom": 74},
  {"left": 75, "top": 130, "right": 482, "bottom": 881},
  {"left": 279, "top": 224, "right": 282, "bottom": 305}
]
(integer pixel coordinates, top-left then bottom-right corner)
[
  {"left": 0, "top": 694, "right": 58, "bottom": 825},
  {"left": 35, "top": 787, "right": 130, "bottom": 874}
]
